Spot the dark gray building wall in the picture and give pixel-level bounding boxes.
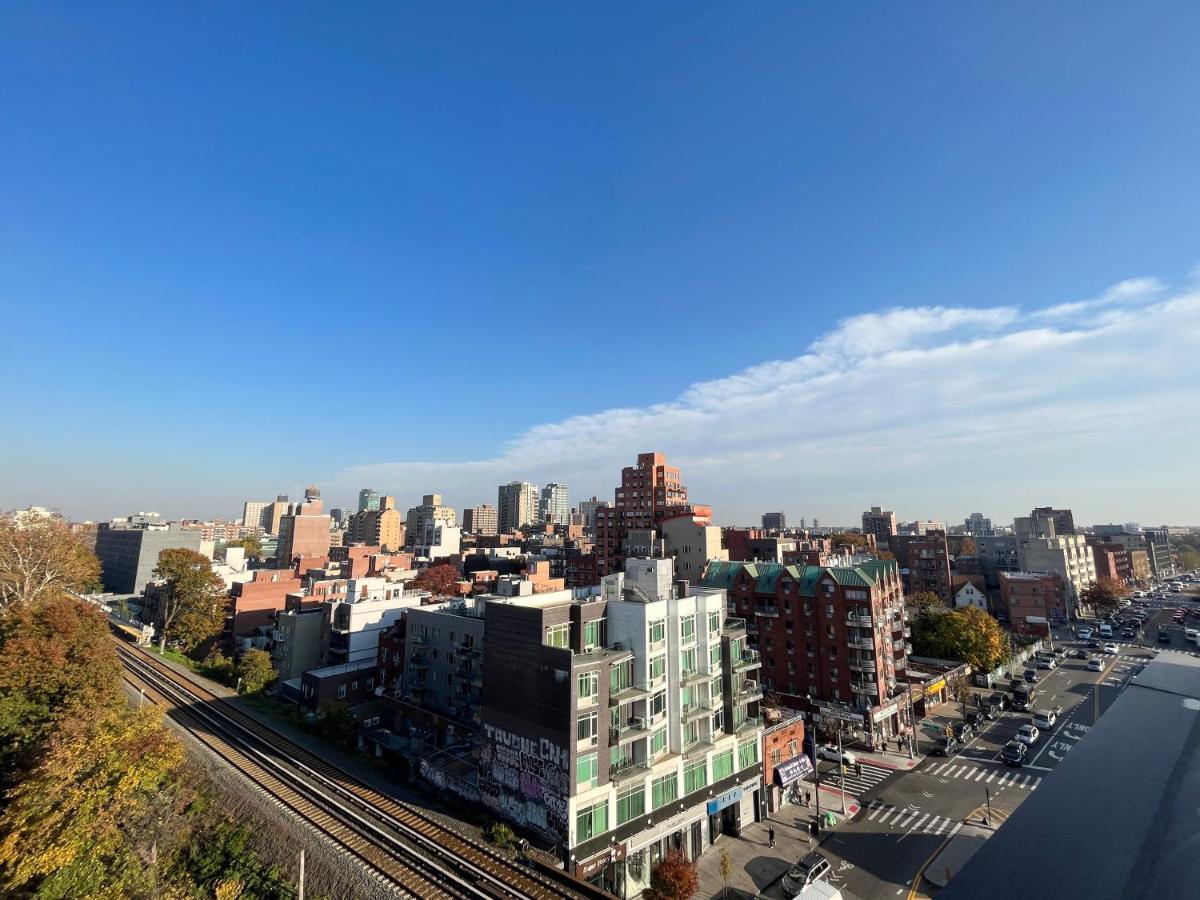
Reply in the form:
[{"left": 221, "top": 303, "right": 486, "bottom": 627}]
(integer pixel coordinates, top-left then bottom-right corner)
[{"left": 95, "top": 524, "right": 203, "bottom": 594}]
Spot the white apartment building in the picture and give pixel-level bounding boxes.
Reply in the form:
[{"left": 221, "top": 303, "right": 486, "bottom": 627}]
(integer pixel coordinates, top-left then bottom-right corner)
[
  {"left": 1018, "top": 532, "right": 1096, "bottom": 615},
  {"left": 660, "top": 512, "right": 729, "bottom": 583},
  {"left": 540, "top": 482, "right": 570, "bottom": 526},
  {"left": 323, "top": 577, "right": 428, "bottom": 665}
]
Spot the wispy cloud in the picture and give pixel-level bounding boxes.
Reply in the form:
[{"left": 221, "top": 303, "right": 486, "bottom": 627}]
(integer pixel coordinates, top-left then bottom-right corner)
[{"left": 333, "top": 276, "right": 1200, "bottom": 524}]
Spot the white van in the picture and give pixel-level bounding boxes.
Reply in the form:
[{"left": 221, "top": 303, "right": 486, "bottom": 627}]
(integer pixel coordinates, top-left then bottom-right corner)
[{"left": 1099, "top": 623, "right": 1113, "bottom": 638}]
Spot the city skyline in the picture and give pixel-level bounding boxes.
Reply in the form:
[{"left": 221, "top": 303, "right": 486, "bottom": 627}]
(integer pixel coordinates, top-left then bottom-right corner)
[{"left": 3, "top": 4, "right": 1199, "bottom": 526}]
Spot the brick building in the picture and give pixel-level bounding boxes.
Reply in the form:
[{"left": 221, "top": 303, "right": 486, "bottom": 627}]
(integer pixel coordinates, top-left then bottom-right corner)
[
  {"left": 889, "top": 531, "right": 952, "bottom": 603},
  {"left": 701, "top": 558, "right": 911, "bottom": 747},
  {"left": 998, "top": 572, "right": 1065, "bottom": 635}
]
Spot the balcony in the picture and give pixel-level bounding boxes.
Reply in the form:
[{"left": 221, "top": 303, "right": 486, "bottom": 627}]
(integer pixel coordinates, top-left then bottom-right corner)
[
  {"left": 733, "top": 649, "right": 761, "bottom": 672},
  {"left": 845, "top": 614, "right": 874, "bottom": 628},
  {"left": 723, "top": 617, "right": 747, "bottom": 634},
  {"left": 736, "top": 680, "right": 764, "bottom": 703},
  {"left": 735, "top": 715, "right": 762, "bottom": 735},
  {"left": 680, "top": 703, "right": 709, "bottom": 724},
  {"left": 850, "top": 681, "right": 880, "bottom": 697},
  {"left": 409, "top": 635, "right": 428, "bottom": 645},
  {"left": 892, "top": 638, "right": 910, "bottom": 652},
  {"left": 683, "top": 737, "right": 715, "bottom": 758},
  {"left": 848, "top": 658, "right": 877, "bottom": 674},
  {"left": 755, "top": 605, "right": 780, "bottom": 619},
  {"left": 609, "top": 683, "right": 651, "bottom": 706},
  {"left": 746, "top": 620, "right": 760, "bottom": 635},
  {"left": 681, "top": 667, "right": 709, "bottom": 687},
  {"left": 609, "top": 759, "right": 651, "bottom": 783},
  {"left": 847, "top": 637, "right": 875, "bottom": 651},
  {"left": 610, "top": 717, "right": 651, "bottom": 744},
  {"left": 456, "top": 641, "right": 481, "bottom": 657}
]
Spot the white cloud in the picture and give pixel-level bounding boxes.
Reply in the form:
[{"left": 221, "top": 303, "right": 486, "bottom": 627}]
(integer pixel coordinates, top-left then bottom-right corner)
[{"left": 333, "top": 276, "right": 1200, "bottom": 525}]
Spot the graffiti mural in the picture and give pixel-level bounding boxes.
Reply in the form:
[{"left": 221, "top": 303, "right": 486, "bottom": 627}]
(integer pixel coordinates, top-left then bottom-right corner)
[{"left": 480, "top": 722, "right": 569, "bottom": 841}]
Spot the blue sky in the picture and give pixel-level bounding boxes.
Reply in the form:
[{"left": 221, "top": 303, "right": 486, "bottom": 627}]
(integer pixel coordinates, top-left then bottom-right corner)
[{"left": 3, "top": 2, "right": 1199, "bottom": 526}]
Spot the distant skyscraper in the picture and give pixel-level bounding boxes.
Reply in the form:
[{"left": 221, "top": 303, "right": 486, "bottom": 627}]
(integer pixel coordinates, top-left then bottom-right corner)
[
  {"left": 404, "top": 494, "right": 456, "bottom": 547},
  {"left": 463, "top": 504, "right": 499, "bottom": 535},
  {"left": 862, "top": 506, "right": 897, "bottom": 544},
  {"left": 497, "top": 481, "right": 538, "bottom": 533},
  {"left": 539, "top": 483, "right": 569, "bottom": 526},
  {"left": 576, "top": 497, "right": 601, "bottom": 531},
  {"left": 358, "top": 488, "right": 380, "bottom": 513},
  {"left": 242, "top": 500, "right": 271, "bottom": 531},
  {"left": 761, "top": 512, "right": 787, "bottom": 530}
]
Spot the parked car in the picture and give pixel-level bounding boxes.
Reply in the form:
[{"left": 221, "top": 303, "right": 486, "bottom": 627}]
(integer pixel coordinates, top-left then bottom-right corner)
[
  {"left": 1073, "top": 648, "right": 1089, "bottom": 659},
  {"left": 988, "top": 692, "right": 1008, "bottom": 711},
  {"left": 781, "top": 852, "right": 832, "bottom": 895},
  {"left": 815, "top": 745, "right": 857, "bottom": 767},
  {"left": 1077, "top": 627, "right": 1093, "bottom": 639},
  {"left": 1158, "top": 628, "right": 1173, "bottom": 643},
  {"left": 1001, "top": 740, "right": 1028, "bottom": 767},
  {"left": 1024, "top": 669, "right": 1038, "bottom": 682},
  {"left": 1088, "top": 657, "right": 1104, "bottom": 672},
  {"left": 1015, "top": 724, "right": 1040, "bottom": 745},
  {"left": 1084, "top": 639, "right": 1101, "bottom": 649},
  {"left": 1032, "top": 709, "right": 1057, "bottom": 729},
  {"left": 964, "top": 711, "right": 985, "bottom": 728},
  {"left": 1103, "top": 643, "right": 1119, "bottom": 655},
  {"left": 952, "top": 721, "right": 973, "bottom": 741},
  {"left": 933, "top": 736, "right": 960, "bottom": 757},
  {"left": 1037, "top": 658, "right": 1057, "bottom": 670}
]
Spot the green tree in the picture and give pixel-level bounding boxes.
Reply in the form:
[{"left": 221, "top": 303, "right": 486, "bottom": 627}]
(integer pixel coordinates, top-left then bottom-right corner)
[
  {"left": 908, "top": 591, "right": 945, "bottom": 613},
  {"left": 946, "top": 605, "right": 1008, "bottom": 672},
  {"left": 314, "top": 701, "right": 359, "bottom": 752},
  {"left": 153, "top": 548, "right": 227, "bottom": 653},
  {"left": 0, "top": 515, "right": 101, "bottom": 614},
  {"left": 644, "top": 850, "right": 698, "bottom": 900},
  {"left": 232, "top": 535, "right": 263, "bottom": 559},
  {"left": 1081, "top": 576, "right": 1125, "bottom": 615},
  {"left": 235, "top": 650, "right": 276, "bottom": 694}
]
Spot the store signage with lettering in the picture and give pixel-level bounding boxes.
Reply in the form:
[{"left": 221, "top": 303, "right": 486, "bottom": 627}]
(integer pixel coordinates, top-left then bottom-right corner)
[
  {"left": 871, "top": 701, "right": 900, "bottom": 724},
  {"left": 774, "top": 755, "right": 813, "bottom": 785},
  {"left": 706, "top": 787, "right": 743, "bottom": 816}
]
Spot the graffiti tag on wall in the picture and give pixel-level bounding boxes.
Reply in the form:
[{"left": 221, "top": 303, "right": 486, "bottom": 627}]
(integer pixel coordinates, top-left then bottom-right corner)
[{"left": 480, "top": 722, "right": 569, "bottom": 840}]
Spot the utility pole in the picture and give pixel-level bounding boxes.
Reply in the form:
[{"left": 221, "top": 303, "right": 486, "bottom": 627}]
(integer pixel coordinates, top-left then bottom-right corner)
[
  {"left": 984, "top": 787, "right": 993, "bottom": 826},
  {"left": 837, "top": 720, "right": 846, "bottom": 814},
  {"left": 905, "top": 687, "right": 917, "bottom": 759},
  {"left": 298, "top": 849, "right": 305, "bottom": 900}
]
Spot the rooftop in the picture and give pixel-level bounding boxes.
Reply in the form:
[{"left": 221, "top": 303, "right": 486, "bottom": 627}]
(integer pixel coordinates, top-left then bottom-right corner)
[{"left": 939, "top": 649, "right": 1200, "bottom": 900}]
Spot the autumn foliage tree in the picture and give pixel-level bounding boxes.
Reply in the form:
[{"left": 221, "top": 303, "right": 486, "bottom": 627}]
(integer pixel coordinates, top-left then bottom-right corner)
[
  {"left": 235, "top": 649, "right": 276, "bottom": 694},
  {"left": 644, "top": 850, "right": 699, "bottom": 900},
  {"left": 0, "top": 514, "right": 100, "bottom": 614},
  {"left": 1081, "top": 576, "right": 1126, "bottom": 615},
  {"left": 412, "top": 563, "right": 461, "bottom": 597},
  {"left": 911, "top": 604, "right": 1008, "bottom": 672},
  {"left": 153, "top": 547, "right": 227, "bottom": 652}
]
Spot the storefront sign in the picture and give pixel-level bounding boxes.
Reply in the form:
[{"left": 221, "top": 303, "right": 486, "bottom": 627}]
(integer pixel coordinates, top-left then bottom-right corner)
[
  {"left": 871, "top": 701, "right": 900, "bottom": 724},
  {"left": 926, "top": 678, "right": 947, "bottom": 694},
  {"left": 773, "top": 755, "right": 813, "bottom": 786},
  {"left": 706, "top": 787, "right": 743, "bottom": 816},
  {"left": 814, "top": 705, "right": 864, "bottom": 724}
]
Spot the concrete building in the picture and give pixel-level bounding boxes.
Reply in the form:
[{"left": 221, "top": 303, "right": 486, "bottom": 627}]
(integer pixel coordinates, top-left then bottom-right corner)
[
  {"left": 412, "top": 521, "right": 462, "bottom": 561},
  {"left": 358, "top": 488, "right": 380, "bottom": 513},
  {"left": 1017, "top": 525, "right": 1096, "bottom": 617},
  {"left": 1143, "top": 528, "right": 1176, "bottom": 576},
  {"left": 242, "top": 500, "right": 272, "bottom": 532},
  {"left": 95, "top": 517, "right": 205, "bottom": 594},
  {"left": 266, "top": 495, "right": 290, "bottom": 536},
  {"left": 963, "top": 513, "right": 994, "bottom": 536},
  {"left": 404, "top": 494, "right": 456, "bottom": 549},
  {"left": 576, "top": 497, "right": 602, "bottom": 533},
  {"left": 478, "top": 559, "right": 763, "bottom": 897},
  {"left": 998, "top": 572, "right": 1065, "bottom": 635},
  {"left": 276, "top": 491, "right": 332, "bottom": 565},
  {"left": 498, "top": 481, "right": 539, "bottom": 533},
  {"left": 890, "top": 531, "right": 953, "bottom": 603},
  {"left": 973, "top": 535, "right": 1021, "bottom": 589},
  {"left": 463, "top": 504, "right": 499, "bottom": 536},
  {"left": 539, "top": 482, "right": 570, "bottom": 527},
  {"left": 594, "top": 452, "right": 702, "bottom": 578},
  {"left": 323, "top": 577, "right": 428, "bottom": 667},
  {"left": 861, "top": 507, "right": 897, "bottom": 546},
  {"left": 345, "top": 495, "right": 405, "bottom": 551},
  {"left": 403, "top": 599, "right": 487, "bottom": 730},
  {"left": 271, "top": 601, "right": 325, "bottom": 681},
  {"left": 761, "top": 512, "right": 787, "bottom": 531},
  {"left": 1031, "top": 506, "right": 1076, "bottom": 536},
  {"left": 701, "top": 558, "right": 911, "bottom": 747},
  {"left": 660, "top": 510, "right": 729, "bottom": 583}
]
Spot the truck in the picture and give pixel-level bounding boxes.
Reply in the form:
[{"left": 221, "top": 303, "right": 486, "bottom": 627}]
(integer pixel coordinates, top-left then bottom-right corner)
[
  {"left": 1012, "top": 684, "right": 1037, "bottom": 711},
  {"left": 788, "top": 882, "right": 844, "bottom": 900}
]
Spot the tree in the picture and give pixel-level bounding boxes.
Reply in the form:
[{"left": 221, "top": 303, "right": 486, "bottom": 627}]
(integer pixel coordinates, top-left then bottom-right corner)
[
  {"left": 644, "top": 850, "right": 698, "bottom": 900},
  {"left": 718, "top": 847, "right": 733, "bottom": 898},
  {"left": 232, "top": 535, "right": 263, "bottom": 559},
  {"left": 0, "top": 515, "right": 101, "bottom": 614},
  {"left": 153, "top": 548, "right": 227, "bottom": 653},
  {"left": 235, "top": 650, "right": 276, "bottom": 694},
  {"left": 829, "top": 532, "right": 869, "bottom": 549},
  {"left": 1081, "top": 576, "right": 1126, "bottom": 615},
  {"left": 412, "top": 563, "right": 461, "bottom": 597},
  {"left": 908, "top": 591, "right": 945, "bottom": 613},
  {"left": 947, "top": 605, "right": 1008, "bottom": 672}
]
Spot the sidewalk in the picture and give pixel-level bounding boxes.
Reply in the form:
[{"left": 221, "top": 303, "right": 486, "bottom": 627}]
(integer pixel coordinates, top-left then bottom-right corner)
[{"left": 695, "top": 807, "right": 862, "bottom": 899}]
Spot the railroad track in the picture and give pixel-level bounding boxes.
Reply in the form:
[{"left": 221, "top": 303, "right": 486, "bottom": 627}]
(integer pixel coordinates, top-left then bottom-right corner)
[{"left": 116, "top": 639, "right": 591, "bottom": 900}]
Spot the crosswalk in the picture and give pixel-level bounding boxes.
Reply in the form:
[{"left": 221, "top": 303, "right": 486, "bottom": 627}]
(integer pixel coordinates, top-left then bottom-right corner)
[
  {"left": 817, "top": 761, "right": 894, "bottom": 798},
  {"left": 925, "top": 761, "right": 1042, "bottom": 790},
  {"left": 861, "top": 799, "right": 956, "bottom": 835}
]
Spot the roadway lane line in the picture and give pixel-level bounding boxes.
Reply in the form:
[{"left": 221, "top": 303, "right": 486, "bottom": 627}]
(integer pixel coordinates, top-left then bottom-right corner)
[
  {"left": 898, "top": 809, "right": 919, "bottom": 828},
  {"left": 933, "top": 818, "right": 949, "bottom": 835}
]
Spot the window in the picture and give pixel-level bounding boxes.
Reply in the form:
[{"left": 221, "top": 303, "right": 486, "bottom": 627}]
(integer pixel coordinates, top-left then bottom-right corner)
[
  {"left": 336, "top": 684, "right": 347, "bottom": 699},
  {"left": 708, "top": 610, "right": 720, "bottom": 634},
  {"left": 712, "top": 749, "right": 734, "bottom": 781},
  {"left": 350, "top": 680, "right": 358, "bottom": 691},
  {"left": 825, "top": 604, "right": 835, "bottom": 618},
  {"left": 710, "top": 643, "right": 722, "bottom": 666},
  {"left": 576, "top": 800, "right": 608, "bottom": 840},
  {"left": 583, "top": 619, "right": 600, "bottom": 650},
  {"left": 546, "top": 623, "right": 569, "bottom": 648},
  {"left": 649, "top": 690, "right": 667, "bottom": 719},
  {"left": 648, "top": 654, "right": 667, "bottom": 683},
  {"left": 616, "top": 785, "right": 645, "bottom": 824},
  {"left": 649, "top": 619, "right": 666, "bottom": 646},
  {"left": 577, "top": 753, "right": 599, "bottom": 789},
  {"left": 680, "top": 614, "right": 696, "bottom": 644},
  {"left": 682, "top": 719, "right": 700, "bottom": 747},
  {"left": 578, "top": 670, "right": 598, "bottom": 705},
  {"left": 610, "top": 661, "right": 631, "bottom": 694},
  {"left": 680, "top": 647, "right": 698, "bottom": 676},
  {"left": 650, "top": 726, "right": 667, "bottom": 755},
  {"left": 577, "top": 712, "right": 598, "bottom": 744},
  {"left": 651, "top": 773, "right": 678, "bottom": 810},
  {"left": 684, "top": 759, "right": 708, "bottom": 794},
  {"left": 738, "top": 737, "right": 758, "bottom": 770},
  {"left": 770, "top": 748, "right": 782, "bottom": 766},
  {"left": 711, "top": 708, "right": 724, "bottom": 734}
]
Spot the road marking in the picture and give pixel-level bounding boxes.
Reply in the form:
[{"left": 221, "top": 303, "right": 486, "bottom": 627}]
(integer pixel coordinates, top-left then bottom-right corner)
[
  {"left": 898, "top": 810, "right": 919, "bottom": 828},
  {"left": 867, "top": 801, "right": 888, "bottom": 821},
  {"left": 933, "top": 817, "right": 949, "bottom": 835},
  {"left": 929, "top": 762, "right": 947, "bottom": 775},
  {"left": 1020, "top": 775, "right": 1032, "bottom": 788},
  {"left": 972, "top": 769, "right": 987, "bottom": 782},
  {"left": 880, "top": 808, "right": 902, "bottom": 824},
  {"left": 911, "top": 813, "right": 930, "bottom": 831},
  {"left": 996, "top": 772, "right": 1011, "bottom": 785},
  {"left": 985, "top": 771, "right": 997, "bottom": 783},
  {"left": 1031, "top": 777, "right": 1042, "bottom": 791}
]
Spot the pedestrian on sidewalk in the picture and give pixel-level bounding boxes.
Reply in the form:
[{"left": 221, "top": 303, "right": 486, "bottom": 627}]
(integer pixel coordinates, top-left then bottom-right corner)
[
  {"left": 855, "top": 761, "right": 863, "bottom": 778},
  {"left": 805, "top": 789, "right": 811, "bottom": 807},
  {"left": 768, "top": 826, "right": 776, "bottom": 848}
]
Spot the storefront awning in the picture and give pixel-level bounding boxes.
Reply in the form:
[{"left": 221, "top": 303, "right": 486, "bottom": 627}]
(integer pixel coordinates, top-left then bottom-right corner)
[{"left": 773, "top": 754, "right": 813, "bottom": 786}]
